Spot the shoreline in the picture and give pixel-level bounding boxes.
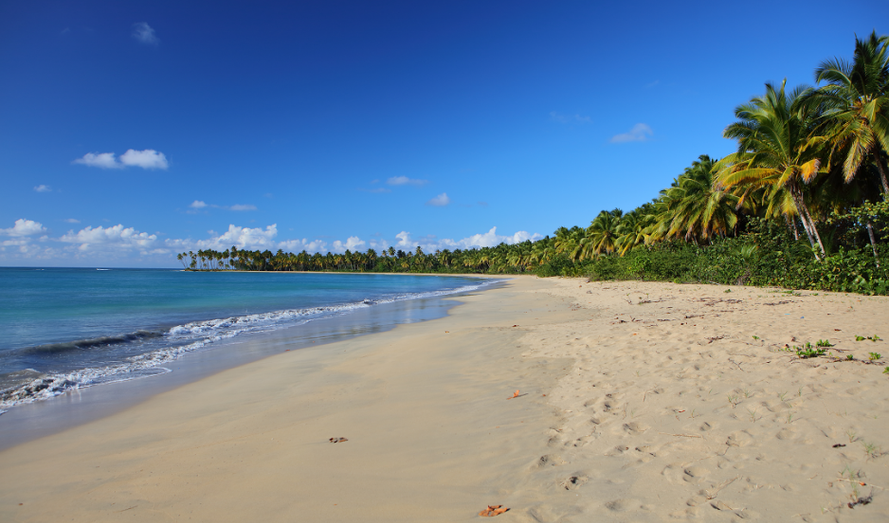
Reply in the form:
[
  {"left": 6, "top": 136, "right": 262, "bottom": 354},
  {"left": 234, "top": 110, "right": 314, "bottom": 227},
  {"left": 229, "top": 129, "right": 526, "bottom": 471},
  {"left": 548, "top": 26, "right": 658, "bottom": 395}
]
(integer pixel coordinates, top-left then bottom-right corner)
[
  {"left": 2, "top": 276, "right": 888, "bottom": 521},
  {"left": 0, "top": 278, "right": 499, "bottom": 452}
]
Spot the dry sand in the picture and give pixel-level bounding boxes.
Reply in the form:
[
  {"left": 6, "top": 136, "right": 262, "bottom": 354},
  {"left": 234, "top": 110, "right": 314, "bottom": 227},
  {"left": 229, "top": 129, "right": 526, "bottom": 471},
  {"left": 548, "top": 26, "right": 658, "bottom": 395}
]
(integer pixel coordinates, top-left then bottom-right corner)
[{"left": 1, "top": 276, "right": 888, "bottom": 522}]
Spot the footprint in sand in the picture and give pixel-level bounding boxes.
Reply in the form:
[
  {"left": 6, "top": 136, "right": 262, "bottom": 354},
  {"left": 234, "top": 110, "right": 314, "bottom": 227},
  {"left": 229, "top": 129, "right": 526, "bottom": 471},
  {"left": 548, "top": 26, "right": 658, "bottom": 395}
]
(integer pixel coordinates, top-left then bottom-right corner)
[
  {"left": 604, "top": 445, "right": 632, "bottom": 457},
  {"left": 621, "top": 421, "right": 650, "bottom": 435},
  {"left": 604, "top": 498, "right": 640, "bottom": 512},
  {"left": 775, "top": 428, "right": 797, "bottom": 441},
  {"left": 533, "top": 454, "right": 566, "bottom": 469},
  {"left": 560, "top": 474, "right": 589, "bottom": 490},
  {"left": 662, "top": 464, "right": 710, "bottom": 485},
  {"left": 726, "top": 430, "right": 755, "bottom": 447}
]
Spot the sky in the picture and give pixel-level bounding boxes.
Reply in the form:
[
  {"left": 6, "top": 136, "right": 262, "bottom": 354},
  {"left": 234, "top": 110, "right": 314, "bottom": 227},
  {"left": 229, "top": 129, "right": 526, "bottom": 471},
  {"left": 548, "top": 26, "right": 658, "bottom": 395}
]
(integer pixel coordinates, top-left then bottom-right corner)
[{"left": 1, "top": 0, "right": 887, "bottom": 267}]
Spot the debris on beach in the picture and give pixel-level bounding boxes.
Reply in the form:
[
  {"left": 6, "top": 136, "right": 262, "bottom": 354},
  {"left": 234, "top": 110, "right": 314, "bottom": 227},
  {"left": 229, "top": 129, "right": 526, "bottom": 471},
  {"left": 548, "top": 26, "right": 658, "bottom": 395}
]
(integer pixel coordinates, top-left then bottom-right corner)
[
  {"left": 507, "top": 390, "right": 520, "bottom": 399},
  {"left": 478, "top": 505, "right": 509, "bottom": 517},
  {"left": 328, "top": 437, "right": 348, "bottom": 443}
]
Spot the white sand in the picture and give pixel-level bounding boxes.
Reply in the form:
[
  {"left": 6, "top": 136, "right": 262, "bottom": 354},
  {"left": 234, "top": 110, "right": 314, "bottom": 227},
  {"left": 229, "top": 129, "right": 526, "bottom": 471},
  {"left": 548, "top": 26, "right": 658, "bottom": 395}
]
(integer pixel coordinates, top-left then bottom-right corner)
[{"left": 1, "top": 276, "right": 888, "bottom": 522}]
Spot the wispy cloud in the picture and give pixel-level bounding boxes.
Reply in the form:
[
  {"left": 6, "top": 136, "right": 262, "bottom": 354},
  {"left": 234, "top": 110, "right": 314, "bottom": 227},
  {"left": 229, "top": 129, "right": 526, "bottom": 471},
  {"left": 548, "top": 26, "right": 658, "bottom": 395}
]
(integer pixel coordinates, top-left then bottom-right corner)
[
  {"left": 64, "top": 218, "right": 81, "bottom": 224},
  {"left": 132, "top": 22, "right": 159, "bottom": 45},
  {"left": 426, "top": 193, "right": 451, "bottom": 207},
  {"left": 550, "top": 111, "right": 591, "bottom": 124},
  {"left": 73, "top": 149, "right": 169, "bottom": 170},
  {"left": 33, "top": 185, "right": 51, "bottom": 193},
  {"left": 359, "top": 187, "right": 392, "bottom": 193},
  {"left": 645, "top": 80, "right": 660, "bottom": 88},
  {"left": 387, "top": 176, "right": 429, "bottom": 186},
  {"left": 610, "top": 123, "right": 653, "bottom": 143},
  {"left": 188, "top": 200, "right": 256, "bottom": 212}
]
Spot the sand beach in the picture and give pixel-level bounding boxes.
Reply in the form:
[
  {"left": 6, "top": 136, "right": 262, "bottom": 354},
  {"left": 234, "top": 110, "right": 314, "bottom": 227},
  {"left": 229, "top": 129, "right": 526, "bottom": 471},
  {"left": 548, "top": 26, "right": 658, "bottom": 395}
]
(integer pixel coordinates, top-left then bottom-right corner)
[{"left": 1, "top": 276, "right": 888, "bottom": 522}]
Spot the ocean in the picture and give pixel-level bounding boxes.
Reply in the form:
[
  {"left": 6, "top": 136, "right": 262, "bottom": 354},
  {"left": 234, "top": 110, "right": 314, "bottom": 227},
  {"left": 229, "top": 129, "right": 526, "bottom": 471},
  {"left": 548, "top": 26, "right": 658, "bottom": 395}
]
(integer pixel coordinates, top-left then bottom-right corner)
[{"left": 0, "top": 268, "right": 495, "bottom": 414}]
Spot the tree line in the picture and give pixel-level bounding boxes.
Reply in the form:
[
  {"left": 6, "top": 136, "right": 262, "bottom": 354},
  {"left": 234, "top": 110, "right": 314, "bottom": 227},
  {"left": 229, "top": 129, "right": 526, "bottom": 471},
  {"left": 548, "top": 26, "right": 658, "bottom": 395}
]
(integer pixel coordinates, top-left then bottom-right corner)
[{"left": 179, "top": 32, "right": 889, "bottom": 294}]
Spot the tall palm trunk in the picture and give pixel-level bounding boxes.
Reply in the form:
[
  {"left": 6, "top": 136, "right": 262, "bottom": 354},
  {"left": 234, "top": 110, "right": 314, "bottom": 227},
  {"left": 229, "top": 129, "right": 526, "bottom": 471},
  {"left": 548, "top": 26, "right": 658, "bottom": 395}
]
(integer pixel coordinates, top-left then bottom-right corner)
[
  {"left": 784, "top": 214, "right": 799, "bottom": 240},
  {"left": 789, "top": 184, "right": 825, "bottom": 259},
  {"left": 867, "top": 221, "right": 880, "bottom": 268},
  {"left": 875, "top": 151, "right": 889, "bottom": 195}
]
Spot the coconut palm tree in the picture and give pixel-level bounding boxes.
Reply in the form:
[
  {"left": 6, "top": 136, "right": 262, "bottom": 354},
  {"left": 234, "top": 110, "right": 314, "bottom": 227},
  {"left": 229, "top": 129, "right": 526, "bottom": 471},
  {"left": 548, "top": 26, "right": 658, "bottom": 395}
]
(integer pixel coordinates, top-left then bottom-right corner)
[
  {"left": 665, "top": 155, "right": 740, "bottom": 242},
  {"left": 716, "top": 80, "right": 829, "bottom": 258},
  {"left": 583, "top": 209, "right": 622, "bottom": 258},
  {"left": 812, "top": 31, "right": 889, "bottom": 193},
  {"left": 614, "top": 208, "right": 648, "bottom": 255}
]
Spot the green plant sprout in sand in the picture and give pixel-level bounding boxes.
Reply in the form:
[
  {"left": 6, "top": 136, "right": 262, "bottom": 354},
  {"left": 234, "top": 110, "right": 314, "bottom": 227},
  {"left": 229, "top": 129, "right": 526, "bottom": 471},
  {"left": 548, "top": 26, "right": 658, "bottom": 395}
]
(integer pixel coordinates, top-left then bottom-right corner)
[
  {"left": 856, "top": 335, "right": 882, "bottom": 342},
  {"left": 795, "top": 342, "right": 826, "bottom": 358},
  {"left": 862, "top": 441, "right": 882, "bottom": 461},
  {"left": 868, "top": 352, "right": 882, "bottom": 362}
]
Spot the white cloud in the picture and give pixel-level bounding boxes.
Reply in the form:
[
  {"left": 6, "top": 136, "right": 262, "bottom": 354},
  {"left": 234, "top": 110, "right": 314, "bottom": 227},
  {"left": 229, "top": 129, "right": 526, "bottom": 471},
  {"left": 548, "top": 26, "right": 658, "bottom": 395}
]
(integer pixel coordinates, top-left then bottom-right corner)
[
  {"left": 180, "top": 224, "right": 279, "bottom": 251},
  {"left": 368, "top": 238, "right": 390, "bottom": 251},
  {"left": 449, "top": 227, "right": 540, "bottom": 248},
  {"left": 387, "top": 176, "right": 429, "bottom": 186},
  {"left": 73, "top": 152, "right": 121, "bottom": 169},
  {"left": 34, "top": 185, "right": 51, "bottom": 193},
  {"left": 610, "top": 123, "right": 653, "bottom": 143},
  {"left": 550, "top": 111, "right": 591, "bottom": 124},
  {"left": 396, "top": 231, "right": 413, "bottom": 247},
  {"left": 1, "top": 219, "right": 47, "bottom": 237},
  {"left": 277, "top": 238, "right": 328, "bottom": 253},
  {"left": 73, "top": 149, "right": 169, "bottom": 170},
  {"left": 188, "top": 201, "right": 256, "bottom": 212},
  {"left": 65, "top": 218, "right": 81, "bottom": 224},
  {"left": 132, "top": 22, "right": 159, "bottom": 45},
  {"left": 331, "top": 236, "right": 366, "bottom": 253},
  {"left": 120, "top": 149, "right": 168, "bottom": 169},
  {"left": 426, "top": 193, "right": 451, "bottom": 206},
  {"left": 391, "top": 227, "right": 542, "bottom": 252},
  {"left": 60, "top": 224, "right": 158, "bottom": 251}
]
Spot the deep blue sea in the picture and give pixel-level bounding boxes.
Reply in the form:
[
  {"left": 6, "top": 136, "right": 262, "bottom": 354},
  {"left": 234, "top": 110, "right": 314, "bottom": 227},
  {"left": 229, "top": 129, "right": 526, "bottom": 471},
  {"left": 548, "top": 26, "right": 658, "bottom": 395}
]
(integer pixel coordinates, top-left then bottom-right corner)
[{"left": 0, "top": 268, "right": 492, "bottom": 412}]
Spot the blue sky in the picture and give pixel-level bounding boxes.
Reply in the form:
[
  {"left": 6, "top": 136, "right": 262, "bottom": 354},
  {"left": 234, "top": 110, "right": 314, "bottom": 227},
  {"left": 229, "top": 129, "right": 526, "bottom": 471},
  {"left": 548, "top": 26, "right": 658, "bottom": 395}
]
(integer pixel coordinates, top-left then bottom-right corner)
[{"left": 1, "top": 0, "right": 887, "bottom": 267}]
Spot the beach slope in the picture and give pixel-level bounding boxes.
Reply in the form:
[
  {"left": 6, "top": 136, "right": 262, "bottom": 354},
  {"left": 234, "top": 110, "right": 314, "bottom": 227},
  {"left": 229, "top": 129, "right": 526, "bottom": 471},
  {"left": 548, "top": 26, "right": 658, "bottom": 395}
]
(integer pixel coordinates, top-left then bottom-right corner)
[{"left": 2, "top": 277, "right": 888, "bottom": 522}]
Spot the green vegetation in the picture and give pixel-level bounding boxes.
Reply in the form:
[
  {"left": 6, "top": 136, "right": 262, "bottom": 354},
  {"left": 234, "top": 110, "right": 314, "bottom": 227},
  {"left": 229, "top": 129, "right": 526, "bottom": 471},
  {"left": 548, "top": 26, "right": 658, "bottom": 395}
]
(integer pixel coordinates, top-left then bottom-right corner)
[
  {"left": 795, "top": 342, "right": 827, "bottom": 359},
  {"left": 177, "top": 33, "right": 889, "bottom": 295}
]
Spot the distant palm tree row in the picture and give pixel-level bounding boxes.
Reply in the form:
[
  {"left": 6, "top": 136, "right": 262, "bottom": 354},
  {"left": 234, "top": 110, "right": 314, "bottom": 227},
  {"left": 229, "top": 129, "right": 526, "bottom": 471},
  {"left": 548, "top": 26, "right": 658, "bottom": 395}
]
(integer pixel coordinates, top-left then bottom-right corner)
[
  {"left": 177, "top": 243, "right": 543, "bottom": 273},
  {"left": 179, "top": 32, "right": 889, "bottom": 277}
]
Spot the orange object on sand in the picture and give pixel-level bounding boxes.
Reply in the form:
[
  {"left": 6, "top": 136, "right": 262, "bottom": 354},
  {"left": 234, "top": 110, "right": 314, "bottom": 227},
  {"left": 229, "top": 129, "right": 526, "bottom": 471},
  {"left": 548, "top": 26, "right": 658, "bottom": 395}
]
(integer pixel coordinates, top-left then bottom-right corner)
[
  {"left": 507, "top": 390, "right": 520, "bottom": 399},
  {"left": 479, "top": 505, "right": 509, "bottom": 517},
  {"left": 328, "top": 437, "right": 348, "bottom": 443}
]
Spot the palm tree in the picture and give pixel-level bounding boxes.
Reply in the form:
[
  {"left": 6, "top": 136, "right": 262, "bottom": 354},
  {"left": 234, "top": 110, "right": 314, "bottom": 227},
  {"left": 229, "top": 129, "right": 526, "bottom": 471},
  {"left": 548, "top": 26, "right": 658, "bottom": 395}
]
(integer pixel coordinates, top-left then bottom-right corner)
[
  {"left": 812, "top": 31, "right": 889, "bottom": 193},
  {"left": 583, "top": 209, "right": 622, "bottom": 258},
  {"left": 716, "top": 80, "right": 828, "bottom": 258},
  {"left": 553, "top": 226, "right": 585, "bottom": 257},
  {"left": 614, "top": 208, "right": 648, "bottom": 255},
  {"left": 665, "top": 155, "right": 740, "bottom": 242}
]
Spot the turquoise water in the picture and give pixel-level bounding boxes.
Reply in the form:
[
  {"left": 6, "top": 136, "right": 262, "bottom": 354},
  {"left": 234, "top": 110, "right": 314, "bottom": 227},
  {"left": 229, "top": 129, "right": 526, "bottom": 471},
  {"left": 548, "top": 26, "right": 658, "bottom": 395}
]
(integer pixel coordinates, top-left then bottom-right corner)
[{"left": 0, "top": 268, "right": 491, "bottom": 411}]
